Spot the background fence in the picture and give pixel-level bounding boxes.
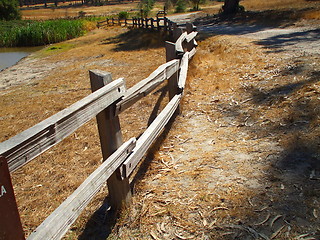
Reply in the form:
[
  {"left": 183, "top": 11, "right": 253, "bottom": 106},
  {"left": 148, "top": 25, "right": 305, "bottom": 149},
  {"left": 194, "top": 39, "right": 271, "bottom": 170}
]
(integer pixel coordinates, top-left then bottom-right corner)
[
  {"left": 97, "top": 11, "right": 177, "bottom": 35},
  {"left": 0, "top": 20, "right": 197, "bottom": 240}
]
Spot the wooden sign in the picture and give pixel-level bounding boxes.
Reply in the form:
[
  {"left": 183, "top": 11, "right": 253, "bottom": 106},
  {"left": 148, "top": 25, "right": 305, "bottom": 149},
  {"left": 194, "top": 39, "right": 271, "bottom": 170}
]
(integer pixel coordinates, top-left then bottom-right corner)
[{"left": 0, "top": 156, "right": 25, "bottom": 240}]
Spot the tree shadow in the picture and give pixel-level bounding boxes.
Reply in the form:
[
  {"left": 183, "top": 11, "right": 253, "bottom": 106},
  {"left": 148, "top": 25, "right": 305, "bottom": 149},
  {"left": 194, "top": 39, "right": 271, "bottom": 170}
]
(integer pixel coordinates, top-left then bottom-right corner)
[
  {"left": 250, "top": 70, "right": 319, "bottom": 106},
  {"left": 101, "top": 28, "right": 170, "bottom": 51},
  {"left": 253, "top": 28, "right": 320, "bottom": 53},
  {"left": 78, "top": 197, "right": 117, "bottom": 240},
  {"left": 216, "top": 61, "right": 320, "bottom": 238},
  {"left": 195, "top": 8, "right": 319, "bottom": 41}
]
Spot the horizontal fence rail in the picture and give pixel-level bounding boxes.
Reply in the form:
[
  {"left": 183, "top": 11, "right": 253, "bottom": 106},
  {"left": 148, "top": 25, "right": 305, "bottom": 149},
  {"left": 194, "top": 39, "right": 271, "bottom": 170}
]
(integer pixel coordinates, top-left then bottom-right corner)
[
  {"left": 0, "top": 19, "right": 198, "bottom": 240},
  {"left": 28, "top": 138, "right": 136, "bottom": 240},
  {"left": 98, "top": 15, "right": 178, "bottom": 35},
  {"left": 0, "top": 79, "right": 125, "bottom": 172}
]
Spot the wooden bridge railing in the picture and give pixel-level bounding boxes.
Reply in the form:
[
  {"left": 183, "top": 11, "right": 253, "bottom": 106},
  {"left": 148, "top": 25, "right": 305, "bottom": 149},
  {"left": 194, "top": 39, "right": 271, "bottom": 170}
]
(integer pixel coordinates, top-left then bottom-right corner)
[{"left": 0, "top": 22, "right": 197, "bottom": 240}]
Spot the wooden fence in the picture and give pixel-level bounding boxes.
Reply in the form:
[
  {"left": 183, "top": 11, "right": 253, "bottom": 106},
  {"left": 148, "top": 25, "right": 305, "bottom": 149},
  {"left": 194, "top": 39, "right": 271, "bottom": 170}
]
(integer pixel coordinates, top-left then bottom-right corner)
[
  {"left": 0, "top": 21, "right": 197, "bottom": 240},
  {"left": 97, "top": 15, "right": 177, "bottom": 34}
]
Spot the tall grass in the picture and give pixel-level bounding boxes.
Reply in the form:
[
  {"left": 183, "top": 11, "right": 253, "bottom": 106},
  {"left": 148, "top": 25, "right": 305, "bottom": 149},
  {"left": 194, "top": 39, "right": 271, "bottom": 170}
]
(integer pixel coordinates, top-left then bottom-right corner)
[{"left": 0, "top": 19, "right": 93, "bottom": 47}]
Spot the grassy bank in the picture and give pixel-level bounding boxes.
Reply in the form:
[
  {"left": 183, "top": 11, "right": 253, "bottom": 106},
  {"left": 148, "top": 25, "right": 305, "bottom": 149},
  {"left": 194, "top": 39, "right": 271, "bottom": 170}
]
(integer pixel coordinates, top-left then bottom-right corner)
[{"left": 0, "top": 18, "right": 98, "bottom": 47}]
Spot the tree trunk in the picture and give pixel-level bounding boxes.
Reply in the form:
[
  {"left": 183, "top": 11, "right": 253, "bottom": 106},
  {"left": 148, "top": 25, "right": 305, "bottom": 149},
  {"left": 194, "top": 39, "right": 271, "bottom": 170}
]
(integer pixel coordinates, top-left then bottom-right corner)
[{"left": 223, "top": 0, "right": 239, "bottom": 14}]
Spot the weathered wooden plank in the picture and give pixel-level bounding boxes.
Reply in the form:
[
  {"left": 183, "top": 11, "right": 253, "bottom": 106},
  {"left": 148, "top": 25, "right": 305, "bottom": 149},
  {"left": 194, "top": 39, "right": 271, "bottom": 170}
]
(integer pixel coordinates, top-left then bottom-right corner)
[
  {"left": 186, "top": 31, "right": 198, "bottom": 43},
  {"left": 116, "top": 59, "right": 180, "bottom": 115},
  {"left": 0, "top": 78, "right": 125, "bottom": 172},
  {"left": 175, "top": 32, "right": 187, "bottom": 54},
  {"left": 90, "top": 70, "right": 131, "bottom": 210},
  {"left": 27, "top": 138, "right": 136, "bottom": 240},
  {"left": 178, "top": 52, "right": 189, "bottom": 90},
  {"left": 189, "top": 47, "right": 197, "bottom": 59},
  {"left": 121, "top": 94, "right": 182, "bottom": 178}
]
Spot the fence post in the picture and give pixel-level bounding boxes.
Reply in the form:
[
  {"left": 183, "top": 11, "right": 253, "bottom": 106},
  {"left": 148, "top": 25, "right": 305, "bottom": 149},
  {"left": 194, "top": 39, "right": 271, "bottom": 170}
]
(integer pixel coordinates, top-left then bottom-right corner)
[
  {"left": 89, "top": 70, "right": 131, "bottom": 210},
  {"left": 156, "top": 16, "right": 160, "bottom": 31},
  {"left": 0, "top": 156, "right": 25, "bottom": 240},
  {"left": 173, "top": 23, "right": 183, "bottom": 42},
  {"left": 164, "top": 17, "right": 168, "bottom": 33},
  {"left": 186, "top": 22, "right": 194, "bottom": 52},
  {"left": 165, "top": 42, "right": 180, "bottom": 114}
]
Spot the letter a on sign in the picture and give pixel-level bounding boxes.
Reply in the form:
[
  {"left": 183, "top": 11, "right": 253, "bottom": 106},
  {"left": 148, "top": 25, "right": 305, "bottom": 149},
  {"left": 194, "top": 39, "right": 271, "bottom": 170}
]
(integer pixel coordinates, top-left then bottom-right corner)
[{"left": 0, "top": 156, "right": 25, "bottom": 240}]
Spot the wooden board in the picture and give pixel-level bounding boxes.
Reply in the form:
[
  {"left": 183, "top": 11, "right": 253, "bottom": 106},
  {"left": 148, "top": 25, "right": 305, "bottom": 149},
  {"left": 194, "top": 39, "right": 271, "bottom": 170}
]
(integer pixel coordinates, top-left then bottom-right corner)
[
  {"left": 186, "top": 32, "right": 198, "bottom": 43},
  {"left": 175, "top": 32, "right": 187, "bottom": 54},
  {"left": 27, "top": 138, "right": 136, "bottom": 240},
  {"left": 178, "top": 52, "right": 189, "bottom": 90},
  {"left": 0, "top": 156, "right": 25, "bottom": 240},
  {"left": 116, "top": 59, "right": 179, "bottom": 115},
  {"left": 121, "top": 94, "right": 182, "bottom": 178},
  {"left": 0, "top": 78, "right": 125, "bottom": 172},
  {"left": 90, "top": 70, "right": 131, "bottom": 210}
]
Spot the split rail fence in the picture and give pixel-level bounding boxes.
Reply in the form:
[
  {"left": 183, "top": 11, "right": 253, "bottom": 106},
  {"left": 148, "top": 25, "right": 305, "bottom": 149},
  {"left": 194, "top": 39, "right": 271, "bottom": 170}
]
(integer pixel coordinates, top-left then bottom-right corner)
[
  {"left": 97, "top": 14, "right": 176, "bottom": 34},
  {"left": 0, "top": 21, "right": 197, "bottom": 240}
]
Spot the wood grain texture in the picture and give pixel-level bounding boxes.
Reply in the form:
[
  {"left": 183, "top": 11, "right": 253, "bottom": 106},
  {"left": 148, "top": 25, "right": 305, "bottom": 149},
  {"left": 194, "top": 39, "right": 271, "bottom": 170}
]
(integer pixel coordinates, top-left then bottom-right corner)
[
  {"left": 175, "top": 32, "right": 187, "bottom": 54},
  {"left": 116, "top": 59, "right": 180, "bottom": 115},
  {"left": 27, "top": 138, "right": 136, "bottom": 240},
  {"left": 122, "top": 94, "right": 182, "bottom": 178},
  {"left": 178, "top": 52, "right": 189, "bottom": 90},
  {"left": 0, "top": 78, "right": 125, "bottom": 172},
  {"left": 89, "top": 70, "right": 131, "bottom": 211}
]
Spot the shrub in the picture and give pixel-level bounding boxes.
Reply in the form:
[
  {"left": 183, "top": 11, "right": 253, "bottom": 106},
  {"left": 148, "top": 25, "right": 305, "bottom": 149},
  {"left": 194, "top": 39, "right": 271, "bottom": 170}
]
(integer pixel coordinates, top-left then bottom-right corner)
[
  {"left": 0, "top": 19, "right": 88, "bottom": 47},
  {"left": 138, "top": 0, "right": 155, "bottom": 17},
  {"left": 118, "top": 11, "right": 129, "bottom": 19},
  {"left": 0, "top": 0, "right": 21, "bottom": 20},
  {"left": 175, "top": 0, "right": 187, "bottom": 13}
]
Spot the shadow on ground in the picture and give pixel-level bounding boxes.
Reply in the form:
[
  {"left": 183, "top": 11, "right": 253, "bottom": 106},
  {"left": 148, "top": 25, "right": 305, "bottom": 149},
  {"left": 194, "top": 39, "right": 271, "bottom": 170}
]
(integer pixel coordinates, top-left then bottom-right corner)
[
  {"left": 101, "top": 28, "right": 169, "bottom": 51},
  {"left": 216, "top": 58, "right": 320, "bottom": 238},
  {"left": 78, "top": 86, "right": 173, "bottom": 240},
  {"left": 253, "top": 28, "right": 320, "bottom": 53},
  {"left": 195, "top": 8, "right": 319, "bottom": 41}
]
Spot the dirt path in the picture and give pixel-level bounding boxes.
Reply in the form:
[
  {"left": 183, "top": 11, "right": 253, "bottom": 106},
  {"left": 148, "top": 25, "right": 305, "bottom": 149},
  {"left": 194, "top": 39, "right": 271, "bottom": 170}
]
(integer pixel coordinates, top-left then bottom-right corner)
[{"left": 105, "top": 17, "right": 320, "bottom": 240}]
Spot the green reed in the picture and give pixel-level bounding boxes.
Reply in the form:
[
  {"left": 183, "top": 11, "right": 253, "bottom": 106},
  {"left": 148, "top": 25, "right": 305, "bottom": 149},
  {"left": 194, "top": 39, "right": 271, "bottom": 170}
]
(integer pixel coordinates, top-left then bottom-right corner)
[{"left": 0, "top": 19, "right": 90, "bottom": 47}]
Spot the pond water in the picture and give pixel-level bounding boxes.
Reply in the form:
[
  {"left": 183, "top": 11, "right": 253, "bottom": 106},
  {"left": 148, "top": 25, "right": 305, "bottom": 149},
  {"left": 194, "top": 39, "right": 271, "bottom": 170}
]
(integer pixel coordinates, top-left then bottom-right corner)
[{"left": 0, "top": 46, "right": 42, "bottom": 71}]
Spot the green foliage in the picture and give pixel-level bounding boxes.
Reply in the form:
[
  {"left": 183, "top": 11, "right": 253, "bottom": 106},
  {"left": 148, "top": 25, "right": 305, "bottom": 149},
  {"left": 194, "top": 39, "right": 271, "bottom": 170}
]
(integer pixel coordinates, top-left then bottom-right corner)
[
  {"left": 0, "top": 0, "right": 21, "bottom": 20},
  {"left": 0, "top": 19, "right": 89, "bottom": 47},
  {"left": 118, "top": 11, "right": 129, "bottom": 19},
  {"left": 164, "top": 0, "right": 175, "bottom": 11},
  {"left": 138, "top": 0, "right": 155, "bottom": 17},
  {"left": 190, "top": 0, "right": 204, "bottom": 11},
  {"left": 78, "top": 11, "right": 86, "bottom": 18},
  {"left": 175, "top": 0, "right": 187, "bottom": 13}
]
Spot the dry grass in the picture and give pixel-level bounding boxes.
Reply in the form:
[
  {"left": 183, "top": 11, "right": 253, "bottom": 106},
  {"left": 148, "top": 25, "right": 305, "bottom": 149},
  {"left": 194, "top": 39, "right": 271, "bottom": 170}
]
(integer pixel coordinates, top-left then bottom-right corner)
[
  {"left": 1, "top": 0, "right": 320, "bottom": 239},
  {"left": 21, "top": 2, "right": 166, "bottom": 20},
  {"left": 107, "top": 30, "right": 320, "bottom": 239},
  {"left": 0, "top": 27, "right": 170, "bottom": 238},
  {"left": 242, "top": 0, "right": 319, "bottom": 11}
]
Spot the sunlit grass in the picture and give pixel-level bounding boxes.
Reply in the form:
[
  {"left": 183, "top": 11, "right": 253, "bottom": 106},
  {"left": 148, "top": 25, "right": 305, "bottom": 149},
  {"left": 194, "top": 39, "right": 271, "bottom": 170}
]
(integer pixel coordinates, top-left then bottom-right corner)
[{"left": 0, "top": 18, "right": 98, "bottom": 47}]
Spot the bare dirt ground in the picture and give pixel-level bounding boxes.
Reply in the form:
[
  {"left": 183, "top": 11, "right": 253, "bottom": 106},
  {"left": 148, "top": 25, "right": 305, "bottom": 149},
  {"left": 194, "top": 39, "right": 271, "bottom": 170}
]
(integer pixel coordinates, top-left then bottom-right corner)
[
  {"left": 104, "top": 5, "right": 320, "bottom": 240},
  {"left": 0, "top": 1, "right": 319, "bottom": 239}
]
